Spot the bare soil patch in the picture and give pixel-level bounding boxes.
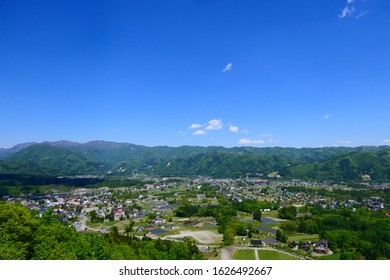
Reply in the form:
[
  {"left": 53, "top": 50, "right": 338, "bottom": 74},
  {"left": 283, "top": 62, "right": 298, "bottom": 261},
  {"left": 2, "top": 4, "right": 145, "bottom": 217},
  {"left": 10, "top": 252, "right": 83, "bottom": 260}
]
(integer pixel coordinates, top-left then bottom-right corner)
[{"left": 164, "top": 230, "right": 223, "bottom": 244}]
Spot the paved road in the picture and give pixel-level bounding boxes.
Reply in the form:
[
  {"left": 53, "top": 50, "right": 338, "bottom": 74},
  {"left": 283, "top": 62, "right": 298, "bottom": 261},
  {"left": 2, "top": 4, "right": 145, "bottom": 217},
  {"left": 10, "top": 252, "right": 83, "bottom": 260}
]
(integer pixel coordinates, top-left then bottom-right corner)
[
  {"left": 77, "top": 207, "right": 105, "bottom": 233},
  {"left": 220, "top": 247, "right": 235, "bottom": 260}
]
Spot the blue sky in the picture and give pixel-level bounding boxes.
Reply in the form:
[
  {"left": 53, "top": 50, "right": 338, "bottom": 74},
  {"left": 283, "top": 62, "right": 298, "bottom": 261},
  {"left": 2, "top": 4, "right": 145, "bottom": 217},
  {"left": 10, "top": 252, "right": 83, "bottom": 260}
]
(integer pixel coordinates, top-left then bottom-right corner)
[{"left": 1, "top": 0, "right": 390, "bottom": 148}]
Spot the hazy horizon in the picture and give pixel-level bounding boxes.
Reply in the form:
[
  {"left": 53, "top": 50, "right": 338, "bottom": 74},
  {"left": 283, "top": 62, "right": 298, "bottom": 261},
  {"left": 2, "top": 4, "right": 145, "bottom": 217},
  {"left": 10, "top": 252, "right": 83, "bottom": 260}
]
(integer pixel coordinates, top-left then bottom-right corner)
[{"left": 2, "top": 138, "right": 390, "bottom": 150}]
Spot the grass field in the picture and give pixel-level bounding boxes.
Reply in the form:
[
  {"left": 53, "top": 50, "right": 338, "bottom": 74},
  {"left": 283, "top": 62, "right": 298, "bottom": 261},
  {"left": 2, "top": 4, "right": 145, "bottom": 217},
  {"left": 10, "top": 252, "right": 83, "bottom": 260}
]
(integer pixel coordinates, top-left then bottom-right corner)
[
  {"left": 261, "top": 210, "right": 280, "bottom": 219},
  {"left": 286, "top": 233, "right": 320, "bottom": 242},
  {"left": 232, "top": 250, "right": 256, "bottom": 260},
  {"left": 258, "top": 250, "right": 301, "bottom": 260},
  {"left": 316, "top": 253, "right": 341, "bottom": 260}
]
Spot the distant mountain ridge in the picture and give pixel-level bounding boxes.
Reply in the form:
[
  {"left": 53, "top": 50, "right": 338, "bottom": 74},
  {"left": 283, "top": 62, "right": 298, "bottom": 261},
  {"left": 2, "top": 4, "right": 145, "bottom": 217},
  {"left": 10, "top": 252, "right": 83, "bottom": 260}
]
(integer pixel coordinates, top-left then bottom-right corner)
[
  {"left": 0, "top": 142, "right": 37, "bottom": 159},
  {"left": 0, "top": 140, "right": 390, "bottom": 181}
]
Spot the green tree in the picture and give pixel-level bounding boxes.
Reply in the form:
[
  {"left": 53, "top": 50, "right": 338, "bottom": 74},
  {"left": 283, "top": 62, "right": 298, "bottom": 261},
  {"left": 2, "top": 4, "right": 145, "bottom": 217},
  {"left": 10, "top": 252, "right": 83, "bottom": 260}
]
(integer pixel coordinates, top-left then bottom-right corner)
[
  {"left": 253, "top": 209, "right": 262, "bottom": 221},
  {"left": 278, "top": 206, "right": 297, "bottom": 220},
  {"left": 0, "top": 203, "right": 36, "bottom": 259},
  {"left": 276, "top": 229, "right": 288, "bottom": 243},
  {"left": 223, "top": 227, "right": 236, "bottom": 246},
  {"left": 280, "top": 221, "right": 298, "bottom": 232},
  {"left": 125, "top": 220, "right": 135, "bottom": 236}
]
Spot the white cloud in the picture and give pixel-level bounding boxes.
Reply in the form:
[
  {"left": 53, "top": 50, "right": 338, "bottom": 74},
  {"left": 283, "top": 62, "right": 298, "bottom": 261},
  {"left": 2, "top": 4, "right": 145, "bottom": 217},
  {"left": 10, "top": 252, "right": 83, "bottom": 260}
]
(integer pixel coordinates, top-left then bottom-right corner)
[
  {"left": 222, "top": 63, "right": 233, "bottom": 72},
  {"left": 229, "top": 125, "right": 239, "bottom": 133},
  {"left": 238, "top": 138, "right": 265, "bottom": 145},
  {"left": 188, "top": 123, "right": 202, "bottom": 129},
  {"left": 339, "top": 5, "right": 356, "bottom": 18},
  {"left": 356, "top": 10, "right": 368, "bottom": 19},
  {"left": 261, "top": 133, "right": 274, "bottom": 137},
  {"left": 324, "top": 113, "right": 333, "bottom": 119},
  {"left": 205, "top": 119, "right": 223, "bottom": 130},
  {"left": 339, "top": 0, "right": 368, "bottom": 19},
  {"left": 382, "top": 139, "right": 390, "bottom": 143},
  {"left": 193, "top": 130, "right": 206, "bottom": 136}
]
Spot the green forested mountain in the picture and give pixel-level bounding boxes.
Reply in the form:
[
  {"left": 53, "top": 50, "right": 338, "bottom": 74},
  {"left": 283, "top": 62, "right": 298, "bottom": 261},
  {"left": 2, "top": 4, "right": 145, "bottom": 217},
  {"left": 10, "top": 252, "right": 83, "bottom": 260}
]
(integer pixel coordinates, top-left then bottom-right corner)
[
  {"left": 280, "top": 148, "right": 390, "bottom": 181},
  {"left": 0, "top": 141, "right": 390, "bottom": 181},
  {"left": 0, "top": 142, "right": 36, "bottom": 159},
  {"left": 7, "top": 143, "right": 104, "bottom": 175},
  {"left": 154, "top": 150, "right": 292, "bottom": 178}
]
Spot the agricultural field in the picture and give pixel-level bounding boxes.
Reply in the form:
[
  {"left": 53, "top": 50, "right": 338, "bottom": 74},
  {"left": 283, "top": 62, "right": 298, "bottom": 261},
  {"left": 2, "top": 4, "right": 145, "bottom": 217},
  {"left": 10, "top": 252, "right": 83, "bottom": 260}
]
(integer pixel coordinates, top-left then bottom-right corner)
[
  {"left": 232, "top": 250, "right": 256, "bottom": 260},
  {"left": 286, "top": 233, "right": 320, "bottom": 242},
  {"left": 257, "top": 249, "right": 301, "bottom": 260},
  {"left": 315, "top": 253, "right": 341, "bottom": 260}
]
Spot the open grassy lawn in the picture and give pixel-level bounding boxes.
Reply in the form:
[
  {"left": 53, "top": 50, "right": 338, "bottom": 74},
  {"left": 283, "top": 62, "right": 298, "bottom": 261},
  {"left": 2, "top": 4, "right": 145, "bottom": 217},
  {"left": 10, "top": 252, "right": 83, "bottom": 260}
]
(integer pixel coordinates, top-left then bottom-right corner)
[
  {"left": 286, "top": 233, "right": 320, "bottom": 242},
  {"left": 261, "top": 210, "right": 279, "bottom": 219},
  {"left": 266, "top": 222, "right": 278, "bottom": 229},
  {"left": 316, "top": 253, "right": 341, "bottom": 260},
  {"left": 232, "top": 250, "right": 256, "bottom": 260},
  {"left": 258, "top": 250, "right": 300, "bottom": 260}
]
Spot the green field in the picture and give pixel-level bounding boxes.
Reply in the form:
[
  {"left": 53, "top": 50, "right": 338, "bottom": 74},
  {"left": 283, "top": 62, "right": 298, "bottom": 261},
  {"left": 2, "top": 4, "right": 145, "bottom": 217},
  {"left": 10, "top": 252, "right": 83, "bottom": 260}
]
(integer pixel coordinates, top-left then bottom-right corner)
[
  {"left": 257, "top": 250, "right": 300, "bottom": 260},
  {"left": 232, "top": 250, "right": 256, "bottom": 260},
  {"left": 261, "top": 210, "right": 280, "bottom": 219},
  {"left": 316, "top": 253, "right": 341, "bottom": 260},
  {"left": 286, "top": 233, "right": 320, "bottom": 242}
]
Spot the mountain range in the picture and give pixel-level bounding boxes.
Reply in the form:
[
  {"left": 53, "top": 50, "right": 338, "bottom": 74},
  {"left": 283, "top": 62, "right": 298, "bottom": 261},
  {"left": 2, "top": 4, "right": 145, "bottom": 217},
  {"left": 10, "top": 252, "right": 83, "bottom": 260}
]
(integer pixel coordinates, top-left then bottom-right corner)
[{"left": 1, "top": 140, "right": 390, "bottom": 181}]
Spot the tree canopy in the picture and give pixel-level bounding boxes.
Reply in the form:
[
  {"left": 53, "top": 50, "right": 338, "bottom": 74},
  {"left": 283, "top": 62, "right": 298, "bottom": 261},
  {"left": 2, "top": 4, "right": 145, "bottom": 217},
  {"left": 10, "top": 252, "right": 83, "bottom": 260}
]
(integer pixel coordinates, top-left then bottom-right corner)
[{"left": 0, "top": 203, "right": 203, "bottom": 260}]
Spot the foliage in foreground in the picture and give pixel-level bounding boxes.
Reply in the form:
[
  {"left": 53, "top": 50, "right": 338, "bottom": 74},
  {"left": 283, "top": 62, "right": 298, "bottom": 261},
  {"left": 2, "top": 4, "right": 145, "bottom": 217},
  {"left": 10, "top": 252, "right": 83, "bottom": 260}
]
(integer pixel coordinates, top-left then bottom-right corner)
[{"left": 0, "top": 203, "right": 203, "bottom": 260}]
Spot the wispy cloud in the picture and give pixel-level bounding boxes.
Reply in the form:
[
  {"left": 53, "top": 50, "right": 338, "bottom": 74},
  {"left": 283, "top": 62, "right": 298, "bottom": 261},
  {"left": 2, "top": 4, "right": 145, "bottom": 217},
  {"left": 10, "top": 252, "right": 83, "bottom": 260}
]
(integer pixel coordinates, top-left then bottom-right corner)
[
  {"left": 339, "top": 5, "right": 356, "bottom": 18},
  {"left": 222, "top": 63, "right": 233, "bottom": 72},
  {"left": 260, "top": 133, "right": 274, "bottom": 137},
  {"left": 188, "top": 123, "right": 202, "bottom": 129},
  {"left": 324, "top": 113, "right": 333, "bottom": 119},
  {"left": 193, "top": 130, "right": 206, "bottom": 136},
  {"left": 229, "top": 125, "right": 239, "bottom": 133},
  {"left": 260, "top": 133, "right": 278, "bottom": 144},
  {"left": 356, "top": 10, "right": 368, "bottom": 19},
  {"left": 205, "top": 119, "right": 223, "bottom": 130},
  {"left": 339, "top": 0, "right": 368, "bottom": 19},
  {"left": 382, "top": 139, "right": 390, "bottom": 144},
  {"left": 238, "top": 138, "right": 265, "bottom": 145}
]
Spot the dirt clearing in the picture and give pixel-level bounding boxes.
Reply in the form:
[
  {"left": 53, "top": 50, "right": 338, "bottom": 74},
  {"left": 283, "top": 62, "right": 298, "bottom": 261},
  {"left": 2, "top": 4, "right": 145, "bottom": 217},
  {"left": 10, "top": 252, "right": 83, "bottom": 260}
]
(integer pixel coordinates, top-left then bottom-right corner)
[{"left": 165, "top": 230, "right": 223, "bottom": 244}]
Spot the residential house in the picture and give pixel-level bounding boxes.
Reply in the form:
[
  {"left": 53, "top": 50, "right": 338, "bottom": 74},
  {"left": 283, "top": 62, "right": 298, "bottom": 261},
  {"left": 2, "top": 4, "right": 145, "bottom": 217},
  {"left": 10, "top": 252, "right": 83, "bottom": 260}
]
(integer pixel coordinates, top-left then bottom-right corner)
[
  {"left": 113, "top": 209, "right": 126, "bottom": 221},
  {"left": 314, "top": 239, "right": 329, "bottom": 254},
  {"left": 250, "top": 239, "right": 263, "bottom": 247}
]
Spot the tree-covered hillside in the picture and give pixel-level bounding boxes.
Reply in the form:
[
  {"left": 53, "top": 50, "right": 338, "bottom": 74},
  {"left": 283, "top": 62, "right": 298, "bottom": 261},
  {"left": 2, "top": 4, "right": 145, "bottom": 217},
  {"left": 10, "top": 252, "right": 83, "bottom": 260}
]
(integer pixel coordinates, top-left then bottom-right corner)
[
  {"left": 155, "top": 150, "right": 292, "bottom": 178},
  {"left": 281, "top": 148, "right": 390, "bottom": 181},
  {"left": 0, "top": 141, "right": 390, "bottom": 181},
  {"left": 0, "top": 203, "right": 203, "bottom": 260},
  {"left": 7, "top": 143, "right": 104, "bottom": 175}
]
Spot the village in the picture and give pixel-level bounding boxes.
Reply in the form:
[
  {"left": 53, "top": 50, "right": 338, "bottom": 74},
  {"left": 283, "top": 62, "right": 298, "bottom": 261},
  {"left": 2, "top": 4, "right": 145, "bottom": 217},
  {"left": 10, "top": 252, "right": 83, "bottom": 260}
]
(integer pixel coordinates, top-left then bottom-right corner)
[{"left": 2, "top": 177, "right": 389, "bottom": 260}]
